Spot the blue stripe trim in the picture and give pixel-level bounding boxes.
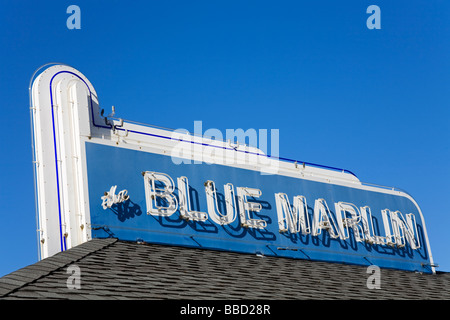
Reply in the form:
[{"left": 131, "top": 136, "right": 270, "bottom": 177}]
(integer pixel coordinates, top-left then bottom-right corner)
[
  {"left": 49, "top": 93, "right": 64, "bottom": 252},
  {"left": 114, "top": 127, "right": 357, "bottom": 177},
  {"left": 48, "top": 70, "right": 109, "bottom": 252}
]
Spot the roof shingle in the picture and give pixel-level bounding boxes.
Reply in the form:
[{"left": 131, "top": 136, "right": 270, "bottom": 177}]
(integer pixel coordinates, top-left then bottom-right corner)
[{"left": 0, "top": 238, "right": 449, "bottom": 300}]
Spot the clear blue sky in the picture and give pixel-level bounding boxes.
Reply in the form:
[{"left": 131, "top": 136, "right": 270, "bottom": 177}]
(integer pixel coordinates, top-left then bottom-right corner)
[{"left": 0, "top": 1, "right": 449, "bottom": 277}]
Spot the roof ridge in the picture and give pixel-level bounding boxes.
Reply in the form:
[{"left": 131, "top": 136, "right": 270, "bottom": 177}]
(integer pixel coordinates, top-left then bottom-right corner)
[{"left": 0, "top": 238, "right": 118, "bottom": 298}]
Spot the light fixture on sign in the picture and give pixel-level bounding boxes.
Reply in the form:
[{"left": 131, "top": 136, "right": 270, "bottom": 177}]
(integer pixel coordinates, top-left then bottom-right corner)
[
  {"left": 236, "top": 187, "right": 266, "bottom": 229},
  {"left": 101, "top": 185, "right": 129, "bottom": 209},
  {"left": 275, "top": 193, "right": 310, "bottom": 235},
  {"left": 143, "top": 171, "right": 178, "bottom": 216},
  {"left": 204, "top": 180, "right": 237, "bottom": 225},
  {"left": 312, "top": 198, "right": 341, "bottom": 239},
  {"left": 178, "top": 176, "right": 208, "bottom": 221},
  {"left": 334, "top": 202, "right": 365, "bottom": 243},
  {"left": 382, "top": 209, "right": 420, "bottom": 250},
  {"left": 359, "top": 206, "right": 378, "bottom": 245}
]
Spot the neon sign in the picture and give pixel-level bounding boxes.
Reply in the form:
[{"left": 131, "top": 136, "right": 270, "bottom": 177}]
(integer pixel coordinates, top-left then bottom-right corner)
[
  {"left": 101, "top": 186, "right": 129, "bottom": 210},
  {"left": 30, "top": 64, "right": 435, "bottom": 273},
  {"left": 135, "top": 170, "right": 421, "bottom": 250}
]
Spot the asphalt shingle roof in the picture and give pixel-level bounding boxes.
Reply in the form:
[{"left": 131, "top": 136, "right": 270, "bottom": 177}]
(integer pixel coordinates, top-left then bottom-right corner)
[{"left": 0, "top": 238, "right": 449, "bottom": 300}]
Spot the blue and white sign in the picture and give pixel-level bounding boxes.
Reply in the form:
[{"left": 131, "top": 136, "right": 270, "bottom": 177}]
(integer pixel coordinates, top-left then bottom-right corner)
[{"left": 31, "top": 64, "right": 436, "bottom": 274}]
